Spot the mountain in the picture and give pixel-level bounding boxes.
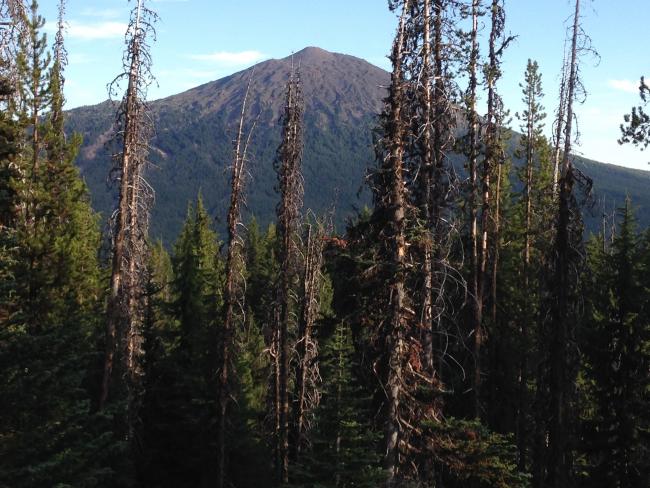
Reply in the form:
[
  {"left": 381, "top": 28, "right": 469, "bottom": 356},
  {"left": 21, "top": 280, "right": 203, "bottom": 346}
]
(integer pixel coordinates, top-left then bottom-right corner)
[{"left": 66, "top": 46, "right": 650, "bottom": 243}]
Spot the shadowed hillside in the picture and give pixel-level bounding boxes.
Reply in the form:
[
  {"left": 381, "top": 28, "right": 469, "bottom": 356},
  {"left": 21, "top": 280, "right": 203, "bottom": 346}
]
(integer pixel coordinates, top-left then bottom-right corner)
[{"left": 66, "top": 46, "right": 650, "bottom": 242}]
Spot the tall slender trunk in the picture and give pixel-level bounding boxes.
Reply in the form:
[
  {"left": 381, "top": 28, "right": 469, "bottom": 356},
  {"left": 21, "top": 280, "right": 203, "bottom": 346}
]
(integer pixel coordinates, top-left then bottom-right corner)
[
  {"left": 431, "top": 0, "right": 450, "bottom": 378},
  {"left": 419, "top": 0, "right": 435, "bottom": 375},
  {"left": 466, "top": 0, "right": 483, "bottom": 419},
  {"left": 217, "top": 76, "right": 254, "bottom": 488},
  {"left": 518, "top": 87, "right": 535, "bottom": 471},
  {"left": 552, "top": 48, "right": 569, "bottom": 195},
  {"left": 274, "top": 67, "right": 303, "bottom": 484},
  {"left": 100, "top": 2, "right": 152, "bottom": 433},
  {"left": 548, "top": 1, "right": 580, "bottom": 486},
  {"left": 291, "top": 220, "right": 325, "bottom": 458},
  {"left": 384, "top": 4, "right": 409, "bottom": 486}
]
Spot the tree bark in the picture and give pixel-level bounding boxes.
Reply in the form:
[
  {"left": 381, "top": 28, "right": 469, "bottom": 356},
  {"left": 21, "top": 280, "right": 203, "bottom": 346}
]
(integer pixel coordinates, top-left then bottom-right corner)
[
  {"left": 384, "top": 3, "right": 409, "bottom": 485},
  {"left": 217, "top": 75, "right": 254, "bottom": 488}
]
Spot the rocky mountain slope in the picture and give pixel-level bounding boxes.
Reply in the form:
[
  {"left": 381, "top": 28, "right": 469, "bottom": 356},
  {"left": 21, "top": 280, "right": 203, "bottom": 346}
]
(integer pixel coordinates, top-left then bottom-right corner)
[{"left": 66, "top": 46, "right": 650, "bottom": 242}]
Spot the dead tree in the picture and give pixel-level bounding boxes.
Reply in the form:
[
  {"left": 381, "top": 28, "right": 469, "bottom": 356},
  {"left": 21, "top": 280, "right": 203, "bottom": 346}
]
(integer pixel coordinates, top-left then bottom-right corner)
[
  {"left": 535, "top": 1, "right": 593, "bottom": 486},
  {"left": 547, "top": 2, "right": 580, "bottom": 485},
  {"left": 414, "top": 0, "right": 435, "bottom": 378},
  {"left": 273, "top": 64, "right": 304, "bottom": 484},
  {"left": 484, "top": 0, "right": 513, "bottom": 325},
  {"left": 0, "top": 0, "right": 27, "bottom": 87},
  {"left": 551, "top": 47, "right": 569, "bottom": 196},
  {"left": 464, "top": 0, "right": 484, "bottom": 419},
  {"left": 217, "top": 75, "right": 257, "bottom": 488},
  {"left": 290, "top": 213, "right": 328, "bottom": 458},
  {"left": 380, "top": 3, "right": 411, "bottom": 485},
  {"left": 429, "top": 0, "right": 462, "bottom": 382},
  {"left": 100, "top": 0, "right": 157, "bottom": 445}
]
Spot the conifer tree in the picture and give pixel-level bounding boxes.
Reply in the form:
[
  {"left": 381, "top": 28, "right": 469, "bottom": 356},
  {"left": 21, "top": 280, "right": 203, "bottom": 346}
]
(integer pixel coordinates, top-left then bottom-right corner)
[
  {"left": 584, "top": 201, "right": 650, "bottom": 487},
  {"left": 101, "top": 0, "right": 158, "bottom": 450},
  {"left": 293, "top": 321, "right": 383, "bottom": 488},
  {"left": 513, "top": 58, "right": 548, "bottom": 470},
  {"left": 291, "top": 214, "right": 328, "bottom": 457},
  {"left": 620, "top": 76, "right": 650, "bottom": 153},
  {"left": 535, "top": 1, "right": 592, "bottom": 485},
  {"left": 218, "top": 73, "right": 256, "bottom": 488},
  {"left": 272, "top": 63, "right": 304, "bottom": 484},
  {"left": 0, "top": 2, "right": 105, "bottom": 484},
  {"left": 140, "top": 199, "right": 223, "bottom": 487}
]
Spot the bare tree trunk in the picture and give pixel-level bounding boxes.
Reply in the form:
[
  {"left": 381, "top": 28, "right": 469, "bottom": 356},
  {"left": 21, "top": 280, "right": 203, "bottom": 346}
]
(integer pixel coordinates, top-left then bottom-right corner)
[
  {"left": 490, "top": 162, "right": 501, "bottom": 323},
  {"left": 217, "top": 75, "right": 255, "bottom": 488},
  {"left": 384, "top": 4, "right": 409, "bottom": 485},
  {"left": 419, "top": 0, "right": 435, "bottom": 377},
  {"left": 291, "top": 218, "right": 326, "bottom": 458},
  {"left": 466, "top": 0, "right": 483, "bottom": 420},
  {"left": 273, "top": 66, "right": 304, "bottom": 484},
  {"left": 552, "top": 49, "right": 569, "bottom": 196},
  {"left": 100, "top": 3, "right": 155, "bottom": 444},
  {"left": 548, "top": 1, "right": 580, "bottom": 486},
  {"left": 430, "top": 0, "right": 456, "bottom": 381}
]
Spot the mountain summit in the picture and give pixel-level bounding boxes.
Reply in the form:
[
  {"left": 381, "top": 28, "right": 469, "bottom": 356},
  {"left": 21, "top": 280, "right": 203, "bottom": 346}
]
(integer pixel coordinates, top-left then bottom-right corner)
[
  {"left": 66, "top": 47, "right": 649, "bottom": 241},
  {"left": 67, "top": 46, "right": 390, "bottom": 239}
]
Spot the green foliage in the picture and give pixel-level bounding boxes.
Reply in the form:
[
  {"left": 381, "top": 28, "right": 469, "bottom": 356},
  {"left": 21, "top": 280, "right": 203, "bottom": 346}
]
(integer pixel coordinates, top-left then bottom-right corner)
[
  {"left": 581, "top": 201, "right": 650, "bottom": 487},
  {"left": 619, "top": 76, "right": 650, "bottom": 152},
  {"left": 0, "top": 3, "right": 107, "bottom": 486},
  {"left": 292, "top": 321, "right": 383, "bottom": 488},
  {"left": 140, "top": 197, "right": 224, "bottom": 487},
  {"left": 423, "top": 418, "right": 530, "bottom": 488}
]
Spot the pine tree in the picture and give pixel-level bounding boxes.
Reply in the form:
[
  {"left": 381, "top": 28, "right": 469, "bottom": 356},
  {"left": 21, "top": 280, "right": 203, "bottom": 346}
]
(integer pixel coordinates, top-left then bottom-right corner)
[
  {"left": 293, "top": 321, "right": 383, "bottom": 488},
  {"left": 512, "top": 59, "right": 549, "bottom": 471},
  {"left": 583, "top": 201, "right": 650, "bottom": 487},
  {"left": 140, "top": 199, "right": 223, "bottom": 487},
  {"left": 0, "top": 2, "right": 106, "bottom": 485},
  {"left": 619, "top": 77, "right": 650, "bottom": 153},
  {"left": 272, "top": 63, "right": 304, "bottom": 484},
  {"left": 100, "top": 2, "right": 158, "bottom": 449},
  {"left": 535, "top": 2, "right": 592, "bottom": 485},
  {"left": 218, "top": 74, "right": 256, "bottom": 488}
]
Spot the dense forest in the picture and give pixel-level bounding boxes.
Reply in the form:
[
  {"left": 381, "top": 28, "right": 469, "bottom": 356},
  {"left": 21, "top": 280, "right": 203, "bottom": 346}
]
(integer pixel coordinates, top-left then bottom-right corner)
[{"left": 1, "top": 1, "right": 649, "bottom": 488}]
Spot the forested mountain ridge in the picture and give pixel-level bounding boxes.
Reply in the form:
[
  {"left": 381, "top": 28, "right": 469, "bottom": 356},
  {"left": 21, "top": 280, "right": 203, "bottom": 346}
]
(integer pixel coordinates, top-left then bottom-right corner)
[{"left": 66, "top": 46, "right": 649, "bottom": 241}]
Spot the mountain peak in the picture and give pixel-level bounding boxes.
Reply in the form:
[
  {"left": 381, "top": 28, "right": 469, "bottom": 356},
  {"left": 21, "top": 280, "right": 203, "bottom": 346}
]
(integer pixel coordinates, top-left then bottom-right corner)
[{"left": 290, "top": 46, "right": 335, "bottom": 63}]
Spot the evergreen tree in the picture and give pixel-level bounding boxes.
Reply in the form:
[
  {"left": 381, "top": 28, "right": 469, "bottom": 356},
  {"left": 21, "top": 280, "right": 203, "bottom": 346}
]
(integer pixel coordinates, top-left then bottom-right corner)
[
  {"left": 583, "top": 201, "right": 650, "bottom": 487},
  {"left": 140, "top": 198, "right": 224, "bottom": 487},
  {"left": 293, "top": 321, "right": 383, "bottom": 488},
  {"left": 619, "top": 76, "right": 650, "bottom": 153},
  {"left": 0, "top": 2, "right": 106, "bottom": 485}
]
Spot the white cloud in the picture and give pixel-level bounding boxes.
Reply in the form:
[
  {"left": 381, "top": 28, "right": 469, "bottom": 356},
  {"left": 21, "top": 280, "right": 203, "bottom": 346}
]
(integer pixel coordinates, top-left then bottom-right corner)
[
  {"left": 189, "top": 50, "right": 265, "bottom": 66},
  {"left": 63, "top": 21, "right": 127, "bottom": 40},
  {"left": 607, "top": 79, "right": 642, "bottom": 95}
]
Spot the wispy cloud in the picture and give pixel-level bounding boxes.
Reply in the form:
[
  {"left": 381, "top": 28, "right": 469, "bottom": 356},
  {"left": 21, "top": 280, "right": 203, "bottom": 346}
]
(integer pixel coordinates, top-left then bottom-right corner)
[
  {"left": 67, "top": 21, "right": 126, "bottom": 40},
  {"left": 607, "top": 79, "right": 642, "bottom": 95},
  {"left": 189, "top": 50, "right": 265, "bottom": 66},
  {"left": 47, "top": 20, "right": 126, "bottom": 40}
]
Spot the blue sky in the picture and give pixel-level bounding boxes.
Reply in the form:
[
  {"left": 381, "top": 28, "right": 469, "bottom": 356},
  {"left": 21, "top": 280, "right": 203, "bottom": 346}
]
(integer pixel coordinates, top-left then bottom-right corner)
[{"left": 40, "top": 0, "right": 649, "bottom": 170}]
